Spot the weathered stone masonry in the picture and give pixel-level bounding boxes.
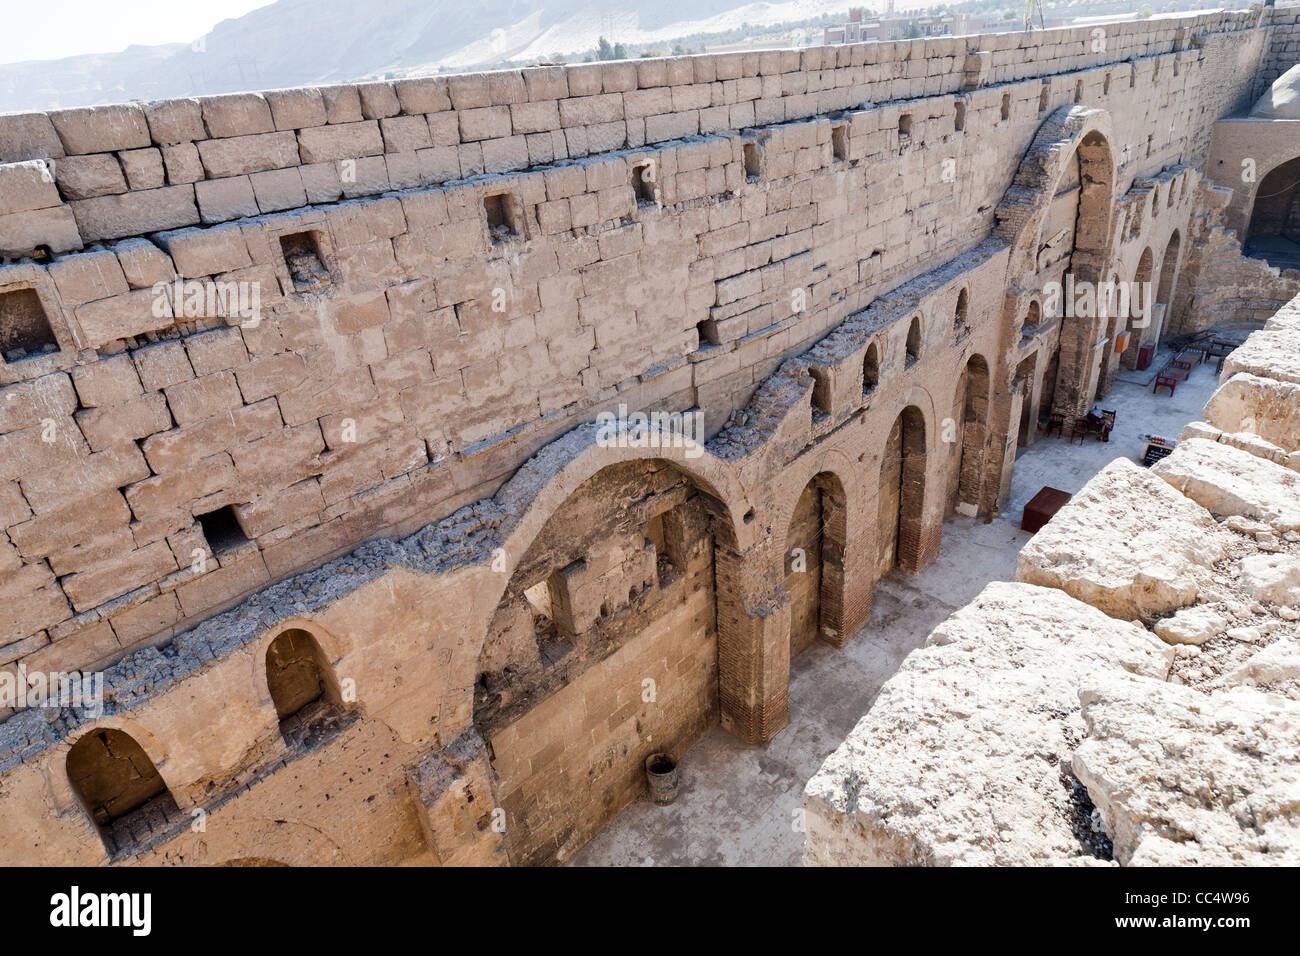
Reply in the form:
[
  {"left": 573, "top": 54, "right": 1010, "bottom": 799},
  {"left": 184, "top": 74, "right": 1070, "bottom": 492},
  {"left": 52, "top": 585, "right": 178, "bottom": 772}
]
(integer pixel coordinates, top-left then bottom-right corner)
[{"left": 0, "top": 8, "right": 1296, "bottom": 865}]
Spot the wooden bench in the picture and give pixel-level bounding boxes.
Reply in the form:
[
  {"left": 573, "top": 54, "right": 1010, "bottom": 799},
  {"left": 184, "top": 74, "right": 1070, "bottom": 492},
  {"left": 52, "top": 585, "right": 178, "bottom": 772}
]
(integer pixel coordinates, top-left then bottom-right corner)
[
  {"left": 1154, "top": 360, "right": 1190, "bottom": 396},
  {"left": 1205, "top": 338, "right": 1235, "bottom": 374}
]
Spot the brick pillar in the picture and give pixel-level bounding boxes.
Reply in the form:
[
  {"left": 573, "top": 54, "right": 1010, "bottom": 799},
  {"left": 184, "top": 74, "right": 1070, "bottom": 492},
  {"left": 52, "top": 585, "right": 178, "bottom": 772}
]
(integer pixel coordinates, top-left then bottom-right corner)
[
  {"left": 838, "top": 544, "right": 874, "bottom": 649},
  {"left": 1051, "top": 315, "right": 1104, "bottom": 419},
  {"left": 407, "top": 729, "right": 508, "bottom": 866},
  {"left": 715, "top": 539, "right": 789, "bottom": 744}
]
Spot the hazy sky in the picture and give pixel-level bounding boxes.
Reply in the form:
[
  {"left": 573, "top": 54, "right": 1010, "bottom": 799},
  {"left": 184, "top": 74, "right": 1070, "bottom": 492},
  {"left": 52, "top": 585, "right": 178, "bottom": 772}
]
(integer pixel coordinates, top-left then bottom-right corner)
[{"left": 0, "top": 0, "right": 274, "bottom": 65}]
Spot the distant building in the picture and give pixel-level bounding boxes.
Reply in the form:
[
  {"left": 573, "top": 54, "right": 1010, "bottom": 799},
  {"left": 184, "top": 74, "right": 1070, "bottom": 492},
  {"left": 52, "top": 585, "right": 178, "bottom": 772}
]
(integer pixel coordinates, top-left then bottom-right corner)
[{"left": 823, "top": 8, "right": 973, "bottom": 44}]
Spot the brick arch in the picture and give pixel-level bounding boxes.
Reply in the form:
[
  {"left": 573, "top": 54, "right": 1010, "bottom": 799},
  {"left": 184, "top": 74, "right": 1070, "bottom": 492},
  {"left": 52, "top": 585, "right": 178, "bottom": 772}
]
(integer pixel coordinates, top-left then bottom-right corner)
[
  {"left": 997, "top": 108, "right": 1119, "bottom": 428},
  {"left": 251, "top": 617, "right": 346, "bottom": 708},
  {"left": 60, "top": 718, "right": 182, "bottom": 854},
  {"left": 181, "top": 818, "right": 349, "bottom": 866},
  {"left": 995, "top": 106, "right": 1119, "bottom": 281},
  {"left": 950, "top": 353, "right": 992, "bottom": 516},
  {"left": 782, "top": 469, "right": 849, "bottom": 657},
  {"left": 876, "top": 403, "right": 931, "bottom": 575},
  {"left": 468, "top": 452, "right": 755, "bottom": 863},
  {"left": 50, "top": 715, "right": 175, "bottom": 815},
  {"left": 491, "top": 421, "right": 752, "bottom": 588}
]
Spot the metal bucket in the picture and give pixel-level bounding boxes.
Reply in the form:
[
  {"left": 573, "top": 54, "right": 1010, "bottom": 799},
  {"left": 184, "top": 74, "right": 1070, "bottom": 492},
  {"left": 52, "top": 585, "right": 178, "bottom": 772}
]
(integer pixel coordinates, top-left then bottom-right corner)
[{"left": 644, "top": 752, "right": 679, "bottom": 805}]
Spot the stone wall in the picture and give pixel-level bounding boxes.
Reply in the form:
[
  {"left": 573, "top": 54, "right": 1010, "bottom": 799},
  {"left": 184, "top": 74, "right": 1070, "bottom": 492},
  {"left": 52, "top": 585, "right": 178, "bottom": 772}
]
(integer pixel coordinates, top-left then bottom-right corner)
[
  {"left": 1255, "top": 3, "right": 1300, "bottom": 98},
  {"left": 1, "top": 10, "right": 1274, "bottom": 691},
  {"left": 804, "top": 290, "right": 1300, "bottom": 866},
  {"left": 0, "top": 8, "right": 1295, "bottom": 867}
]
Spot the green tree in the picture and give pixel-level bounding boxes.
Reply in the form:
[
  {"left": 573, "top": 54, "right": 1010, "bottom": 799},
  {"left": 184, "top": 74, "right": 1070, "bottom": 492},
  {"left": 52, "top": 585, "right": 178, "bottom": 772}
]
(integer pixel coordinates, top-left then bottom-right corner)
[{"left": 1137, "top": 6, "right": 1155, "bottom": 18}]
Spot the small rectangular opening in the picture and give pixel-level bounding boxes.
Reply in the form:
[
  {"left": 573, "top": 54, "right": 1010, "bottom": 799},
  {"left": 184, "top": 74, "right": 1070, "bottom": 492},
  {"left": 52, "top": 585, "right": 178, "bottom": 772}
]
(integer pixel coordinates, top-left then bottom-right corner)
[
  {"left": 1130, "top": 63, "right": 1137, "bottom": 88},
  {"left": 1038, "top": 82, "right": 1049, "bottom": 112},
  {"left": 196, "top": 505, "right": 250, "bottom": 555},
  {"left": 898, "top": 113, "right": 912, "bottom": 137},
  {"left": 1103, "top": 72, "right": 1112, "bottom": 95},
  {"left": 631, "top": 162, "right": 657, "bottom": 205},
  {"left": 0, "top": 288, "right": 57, "bottom": 362},
  {"left": 954, "top": 102, "right": 966, "bottom": 133},
  {"left": 696, "top": 319, "right": 720, "bottom": 347},
  {"left": 1000, "top": 92, "right": 1010, "bottom": 121},
  {"left": 1074, "top": 79, "right": 1082, "bottom": 103},
  {"left": 484, "top": 192, "right": 518, "bottom": 241},
  {"left": 809, "top": 368, "right": 831, "bottom": 421},
  {"left": 743, "top": 142, "right": 760, "bottom": 180},
  {"left": 279, "top": 231, "right": 330, "bottom": 292},
  {"left": 831, "top": 123, "right": 848, "bottom": 161}
]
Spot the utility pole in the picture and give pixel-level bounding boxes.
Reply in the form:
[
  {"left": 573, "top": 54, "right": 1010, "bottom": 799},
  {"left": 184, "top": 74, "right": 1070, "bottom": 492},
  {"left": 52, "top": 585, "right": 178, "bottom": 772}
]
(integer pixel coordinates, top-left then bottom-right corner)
[{"left": 1023, "top": 0, "right": 1043, "bottom": 32}]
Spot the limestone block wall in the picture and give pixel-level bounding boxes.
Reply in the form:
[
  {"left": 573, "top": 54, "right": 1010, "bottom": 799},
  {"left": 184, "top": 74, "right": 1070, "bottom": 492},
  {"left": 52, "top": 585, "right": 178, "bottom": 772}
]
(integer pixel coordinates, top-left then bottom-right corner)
[
  {"left": 1254, "top": 3, "right": 1300, "bottom": 97},
  {"left": 0, "top": 9, "right": 1293, "bottom": 867},
  {"left": 0, "top": 8, "right": 1267, "bottom": 251},
  {"left": 0, "top": 10, "right": 1272, "bottom": 690},
  {"left": 805, "top": 290, "right": 1300, "bottom": 867}
]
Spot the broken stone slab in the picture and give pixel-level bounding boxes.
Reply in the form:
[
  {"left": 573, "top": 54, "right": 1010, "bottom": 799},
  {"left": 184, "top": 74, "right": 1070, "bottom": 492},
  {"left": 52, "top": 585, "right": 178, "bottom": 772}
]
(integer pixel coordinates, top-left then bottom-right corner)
[
  {"left": 1153, "top": 604, "right": 1230, "bottom": 646},
  {"left": 1074, "top": 678, "right": 1300, "bottom": 866},
  {"left": 1226, "top": 638, "right": 1300, "bottom": 692},
  {"left": 1222, "top": 324, "right": 1300, "bottom": 387},
  {"left": 803, "top": 581, "right": 1171, "bottom": 867},
  {"left": 1238, "top": 553, "right": 1300, "bottom": 606},
  {"left": 1205, "top": 372, "right": 1300, "bottom": 454},
  {"left": 1153, "top": 438, "right": 1300, "bottom": 532},
  {"left": 1017, "top": 459, "right": 1230, "bottom": 621}
]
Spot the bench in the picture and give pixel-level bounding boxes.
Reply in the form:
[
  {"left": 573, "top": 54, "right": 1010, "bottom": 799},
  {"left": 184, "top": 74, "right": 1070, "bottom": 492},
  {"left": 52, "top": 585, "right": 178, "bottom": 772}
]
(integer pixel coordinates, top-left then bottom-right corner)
[{"left": 1154, "top": 360, "right": 1190, "bottom": 396}]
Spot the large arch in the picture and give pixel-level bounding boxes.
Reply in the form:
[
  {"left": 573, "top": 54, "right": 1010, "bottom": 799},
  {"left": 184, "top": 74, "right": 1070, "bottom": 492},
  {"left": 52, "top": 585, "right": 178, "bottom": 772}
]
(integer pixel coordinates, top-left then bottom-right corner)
[
  {"left": 470, "top": 455, "right": 744, "bottom": 865},
  {"left": 1244, "top": 155, "right": 1300, "bottom": 271},
  {"left": 877, "top": 405, "right": 928, "bottom": 575}
]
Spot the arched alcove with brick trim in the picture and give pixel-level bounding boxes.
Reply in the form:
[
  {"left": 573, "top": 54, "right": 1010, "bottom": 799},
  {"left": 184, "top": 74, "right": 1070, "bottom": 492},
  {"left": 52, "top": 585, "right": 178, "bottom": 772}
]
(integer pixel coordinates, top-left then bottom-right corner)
[
  {"left": 265, "top": 628, "right": 343, "bottom": 742},
  {"left": 863, "top": 341, "right": 880, "bottom": 395},
  {"left": 877, "top": 405, "right": 928, "bottom": 575},
  {"left": 470, "top": 457, "right": 744, "bottom": 865},
  {"left": 1122, "top": 247, "right": 1155, "bottom": 369},
  {"left": 1155, "top": 229, "right": 1182, "bottom": 334},
  {"left": 784, "top": 471, "right": 847, "bottom": 659},
  {"left": 66, "top": 728, "right": 180, "bottom": 853},
  {"left": 950, "top": 355, "right": 991, "bottom": 515}
]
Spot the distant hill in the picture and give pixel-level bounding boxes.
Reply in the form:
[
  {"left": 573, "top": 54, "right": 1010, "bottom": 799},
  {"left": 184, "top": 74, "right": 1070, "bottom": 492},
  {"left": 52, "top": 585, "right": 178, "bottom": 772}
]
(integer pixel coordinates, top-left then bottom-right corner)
[{"left": 0, "top": 0, "right": 849, "bottom": 112}]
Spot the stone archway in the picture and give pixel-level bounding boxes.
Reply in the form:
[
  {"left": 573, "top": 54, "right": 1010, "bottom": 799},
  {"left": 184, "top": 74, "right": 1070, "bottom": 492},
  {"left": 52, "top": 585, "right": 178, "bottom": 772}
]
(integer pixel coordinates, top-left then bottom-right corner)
[
  {"left": 877, "top": 405, "right": 928, "bottom": 574},
  {"left": 784, "top": 471, "right": 847, "bottom": 658},
  {"left": 1122, "top": 247, "right": 1154, "bottom": 369},
  {"left": 66, "top": 727, "right": 180, "bottom": 852},
  {"left": 950, "top": 355, "right": 991, "bottom": 516},
  {"left": 1244, "top": 155, "right": 1300, "bottom": 271},
  {"left": 1154, "top": 229, "right": 1182, "bottom": 340},
  {"left": 470, "top": 457, "right": 742, "bottom": 865}
]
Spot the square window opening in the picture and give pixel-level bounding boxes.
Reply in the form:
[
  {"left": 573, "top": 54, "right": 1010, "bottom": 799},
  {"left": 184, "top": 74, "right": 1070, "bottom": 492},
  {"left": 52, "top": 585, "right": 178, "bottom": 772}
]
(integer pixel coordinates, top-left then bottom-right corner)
[
  {"left": 197, "top": 505, "right": 250, "bottom": 556},
  {"left": 0, "top": 288, "right": 57, "bottom": 361},
  {"left": 279, "top": 231, "right": 330, "bottom": 292},
  {"left": 632, "top": 162, "right": 657, "bottom": 205},
  {"left": 484, "top": 192, "right": 519, "bottom": 241},
  {"left": 831, "top": 124, "right": 849, "bottom": 161}
]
